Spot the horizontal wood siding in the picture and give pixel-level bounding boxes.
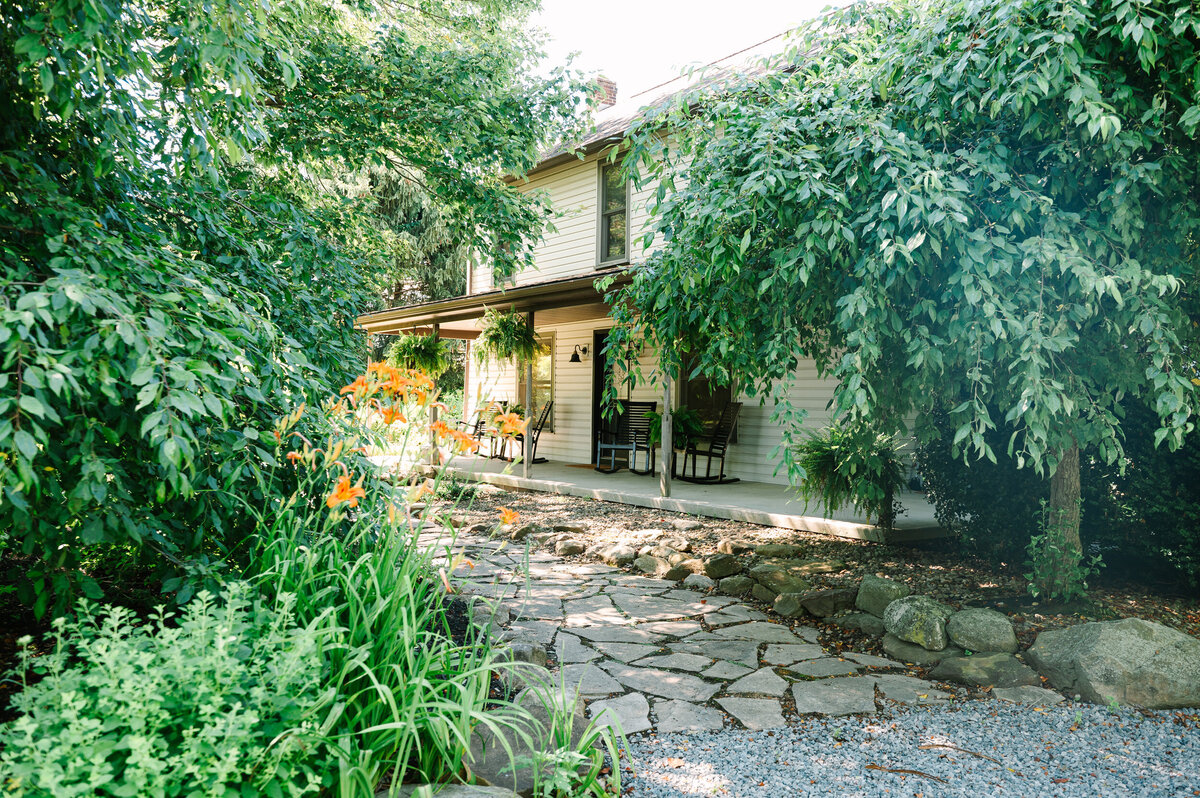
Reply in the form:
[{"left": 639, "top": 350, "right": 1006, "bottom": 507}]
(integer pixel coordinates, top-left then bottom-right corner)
[{"left": 464, "top": 319, "right": 842, "bottom": 485}]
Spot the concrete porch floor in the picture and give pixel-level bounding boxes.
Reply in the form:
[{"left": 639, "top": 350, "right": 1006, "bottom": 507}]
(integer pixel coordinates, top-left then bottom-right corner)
[{"left": 399, "top": 454, "right": 943, "bottom": 544}]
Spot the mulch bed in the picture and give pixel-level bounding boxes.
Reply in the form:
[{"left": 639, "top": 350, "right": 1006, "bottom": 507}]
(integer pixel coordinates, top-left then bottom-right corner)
[{"left": 447, "top": 483, "right": 1200, "bottom": 653}]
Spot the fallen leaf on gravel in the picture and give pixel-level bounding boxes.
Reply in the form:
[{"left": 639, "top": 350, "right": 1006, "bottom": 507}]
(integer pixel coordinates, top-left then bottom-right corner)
[{"left": 865, "top": 764, "right": 948, "bottom": 783}]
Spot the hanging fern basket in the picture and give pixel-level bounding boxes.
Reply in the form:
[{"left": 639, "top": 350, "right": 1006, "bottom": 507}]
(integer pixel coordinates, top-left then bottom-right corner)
[
  {"left": 475, "top": 308, "right": 537, "bottom": 365},
  {"left": 384, "top": 333, "right": 452, "bottom": 377}
]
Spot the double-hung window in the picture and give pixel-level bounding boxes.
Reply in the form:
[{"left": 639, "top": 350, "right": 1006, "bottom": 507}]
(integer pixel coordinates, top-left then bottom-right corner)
[{"left": 597, "top": 162, "right": 629, "bottom": 267}]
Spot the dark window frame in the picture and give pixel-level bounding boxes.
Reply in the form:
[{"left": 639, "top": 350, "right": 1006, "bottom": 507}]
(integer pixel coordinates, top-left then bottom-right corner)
[{"left": 596, "top": 161, "right": 631, "bottom": 268}]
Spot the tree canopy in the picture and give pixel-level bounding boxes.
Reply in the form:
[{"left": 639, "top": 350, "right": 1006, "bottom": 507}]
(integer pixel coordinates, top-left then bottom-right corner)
[
  {"left": 611, "top": 0, "right": 1199, "bottom": 481},
  {"left": 0, "top": 0, "right": 586, "bottom": 612}
]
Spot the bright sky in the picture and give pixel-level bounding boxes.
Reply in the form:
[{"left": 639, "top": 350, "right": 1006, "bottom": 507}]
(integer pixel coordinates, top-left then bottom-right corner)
[{"left": 533, "top": 0, "right": 848, "bottom": 99}]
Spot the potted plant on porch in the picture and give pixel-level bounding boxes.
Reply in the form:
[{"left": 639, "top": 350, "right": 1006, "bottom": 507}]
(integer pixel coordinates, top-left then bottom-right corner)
[{"left": 645, "top": 406, "right": 706, "bottom": 453}]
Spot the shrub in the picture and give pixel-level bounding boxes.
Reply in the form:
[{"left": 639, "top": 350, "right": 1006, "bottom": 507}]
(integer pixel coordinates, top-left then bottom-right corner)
[
  {"left": 917, "top": 401, "right": 1200, "bottom": 585},
  {"left": 0, "top": 584, "right": 336, "bottom": 797},
  {"left": 794, "top": 425, "right": 906, "bottom": 528}
]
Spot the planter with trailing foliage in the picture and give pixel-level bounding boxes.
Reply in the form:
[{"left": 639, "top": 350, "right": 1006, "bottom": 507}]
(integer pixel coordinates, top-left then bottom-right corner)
[
  {"left": 794, "top": 424, "right": 907, "bottom": 529},
  {"left": 475, "top": 308, "right": 537, "bottom": 365},
  {"left": 645, "top": 407, "right": 706, "bottom": 451},
  {"left": 384, "top": 333, "right": 453, "bottom": 377}
]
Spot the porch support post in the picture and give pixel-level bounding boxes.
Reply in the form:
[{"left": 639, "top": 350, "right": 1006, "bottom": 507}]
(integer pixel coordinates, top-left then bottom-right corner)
[
  {"left": 660, "top": 373, "right": 672, "bottom": 497},
  {"left": 523, "top": 311, "right": 534, "bottom": 479},
  {"left": 429, "top": 323, "right": 440, "bottom": 467}
]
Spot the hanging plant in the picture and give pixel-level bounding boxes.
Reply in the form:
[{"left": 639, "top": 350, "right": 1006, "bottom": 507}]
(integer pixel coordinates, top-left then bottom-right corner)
[
  {"left": 384, "top": 333, "right": 452, "bottom": 377},
  {"left": 475, "top": 308, "right": 537, "bottom": 365},
  {"left": 794, "top": 424, "right": 907, "bottom": 529}
]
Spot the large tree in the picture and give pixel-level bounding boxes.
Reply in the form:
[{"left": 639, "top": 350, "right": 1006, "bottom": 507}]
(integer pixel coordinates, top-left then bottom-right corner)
[
  {"left": 609, "top": 0, "right": 1200, "bottom": 584},
  {"left": 0, "top": 0, "right": 585, "bottom": 612}
]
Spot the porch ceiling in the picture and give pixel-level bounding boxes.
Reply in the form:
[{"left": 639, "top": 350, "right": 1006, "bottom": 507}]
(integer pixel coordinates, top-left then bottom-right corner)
[{"left": 356, "top": 269, "right": 630, "bottom": 336}]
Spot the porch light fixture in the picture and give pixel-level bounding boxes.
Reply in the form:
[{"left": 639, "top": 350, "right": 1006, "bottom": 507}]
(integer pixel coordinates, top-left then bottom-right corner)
[{"left": 569, "top": 344, "right": 589, "bottom": 363}]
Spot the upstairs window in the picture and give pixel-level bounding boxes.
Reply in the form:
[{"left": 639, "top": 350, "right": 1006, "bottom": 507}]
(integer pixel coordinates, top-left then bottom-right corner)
[{"left": 597, "top": 162, "right": 629, "bottom": 267}]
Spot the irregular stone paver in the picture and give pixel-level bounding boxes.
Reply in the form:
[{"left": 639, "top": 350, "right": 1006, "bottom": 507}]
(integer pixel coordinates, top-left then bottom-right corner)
[
  {"left": 510, "top": 597, "right": 563, "bottom": 620},
  {"left": 844, "top": 651, "right": 903, "bottom": 669},
  {"left": 589, "top": 691, "right": 651, "bottom": 735},
  {"left": 633, "top": 653, "right": 712, "bottom": 672},
  {"left": 717, "top": 697, "right": 786, "bottom": 729},
  {"left": 726, "top": 667, "right": 789, "bottom": 696},
  {"left": 872, "top": 674, "right": 952, "bottom": 704},
  {"left": 560, "top": 662, "right": 623, "bottom": 696},
  {"left": 555, "top": 633, "right": 600, "bottom": 664},
  {"left": 637, "top": 620, "right": 704, "bottom": 637},
  {"left": 570, "top": 625, "right": 660, "bottom": 644},
  {"left": 762, "top": 643, "right": 825, "bottom": 665},
  {"left": 591, "top": 642, "right": 661, "bottom": 662},
  {"left": 602, "top": 662, "right": 721, "bottom": 702},
  {"left": 661, "top": 589, "right": 734, "bottom": 607},
  {"left": 704, "top": 605, "right": 769, "bottom": 626},
  {"left": 992, "top": 685, "right": 1065, "bottom": 706},
  {"left": 788, "top": 658, "right": 864, "bottom": 678},
  {"left": 792, "top": 677, "right": 877, "bottom": 716},
  {"left": 669, "top": 640, "right": 760, "bottom": 667},
  {"left": 712, "top": 621, "right": 811, "bottom": 644},
  {"left": 563, "top": 595, "right": 629, "bottom": 627},
  {"left": 503, "top": 620, "right": 559, "bottom": 646},
  {"left": 610, "top": 593, "right": 697, "bottom": 622},
  {"left": 654, "top": 699, "right": 725, "bottom": 733},
  {"left": 701, "top": 660, "right": 754, "bottom": 680}
]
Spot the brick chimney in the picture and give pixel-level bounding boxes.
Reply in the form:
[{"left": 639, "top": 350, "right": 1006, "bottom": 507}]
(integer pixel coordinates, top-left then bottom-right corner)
[{"left": 594, "top": 75, "right": 618, "bottom": 110}]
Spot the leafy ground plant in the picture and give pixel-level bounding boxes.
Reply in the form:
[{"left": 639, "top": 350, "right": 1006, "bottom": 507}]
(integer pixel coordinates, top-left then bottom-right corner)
[{"left": 0, "top": 584, "right": 337, "bottom": 797}]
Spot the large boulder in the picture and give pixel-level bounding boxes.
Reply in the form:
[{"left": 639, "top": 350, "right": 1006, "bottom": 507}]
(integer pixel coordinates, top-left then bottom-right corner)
[
  {"left": 930, "top": 653, "right": 1040, "bottom": 688},
  {"left": 704, "top": 553, "right": 743, "bottom": 579},
  {"left": 946, "top": 608, "right": 1019, "bottom": 654},
  {"left": 798, "top": 588, "right": 860, "bottom": 618},
  {"left": 773, "top": 593, "right": 809, "bottom": 618},
  {"left": 597, "top": 543, "right": 637, "bottom": 567},
  {"left": 881, "top": 633, "right": 963, "bottom": 666},
  {"left": 883, "top": 596, "right": 955, "bottom": 651},
  {"left": 856, "top": 575, "right": 911, "bottom": 618},
  {"left": 748, "top": 562, "right": 811, "bottom": 595},
  {"left": 1025, "top": 618, "right": 1200, "bottom": 709},
  {"left": 718, "top": 575, "right": 754, "bottom": 596}
]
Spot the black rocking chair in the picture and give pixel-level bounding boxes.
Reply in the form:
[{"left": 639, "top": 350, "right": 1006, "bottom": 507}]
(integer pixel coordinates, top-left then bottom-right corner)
[
  {"left": 677, "top": 402, "right": 741, "bottom": 484},
  {"left": 595, "top": 399, "right": 657, "bottom": 474},
  {"left": 514, "top": 401, "right": 553, "bottom": 464}
]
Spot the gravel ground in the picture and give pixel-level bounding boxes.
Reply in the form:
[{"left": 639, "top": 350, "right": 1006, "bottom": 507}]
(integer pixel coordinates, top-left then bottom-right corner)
[{"left": 620, "top": 701, "right": 1200, "bottom": 797}]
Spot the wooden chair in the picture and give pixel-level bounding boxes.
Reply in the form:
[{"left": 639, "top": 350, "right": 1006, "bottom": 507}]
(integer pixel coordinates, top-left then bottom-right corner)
[
  {"left": 595, "top": 400, "right": 657, "bottom": 474},
  {"left": 677, "top": 402, "right": 741, "bottom": 484},
  {"left": 514, "top": 401, "right": 553, "bottom": 464}
]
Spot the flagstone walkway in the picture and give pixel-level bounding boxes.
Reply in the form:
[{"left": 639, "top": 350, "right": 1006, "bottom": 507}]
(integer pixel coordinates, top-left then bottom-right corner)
[{"left": 424, "top": 528, "right": 986, "bottom": 737}]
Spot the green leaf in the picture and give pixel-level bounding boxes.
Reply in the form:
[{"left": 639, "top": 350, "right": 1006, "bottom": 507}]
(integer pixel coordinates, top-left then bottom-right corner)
[{"left": 13, "top": 430, "right": 38, "bottom": 460}]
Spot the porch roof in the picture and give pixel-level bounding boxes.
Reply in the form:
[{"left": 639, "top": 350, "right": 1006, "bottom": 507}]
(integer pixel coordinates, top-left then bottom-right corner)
[{"left": 355, "top": 269, "right": 630, "bottom": 338}]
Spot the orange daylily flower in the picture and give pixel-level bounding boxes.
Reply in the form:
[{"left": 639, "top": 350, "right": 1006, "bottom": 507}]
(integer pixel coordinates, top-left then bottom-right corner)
[
  {"left": 492, "top": 412, "right": 528, "bottom": 437},
  {"left": 286, "top": 451, "right": 303, "bottom": 464},
  {"left": 326, "top": 474, "right": 366, "bottom": 509},
  {"left": 498, "top": 506, "right": 520, "bottom": 525},
  {"left": 381, "top": 405, "right": 406, "bottom": 425},
  {"left": 340, "top": 375, "right": 369, "bottom": 396}
]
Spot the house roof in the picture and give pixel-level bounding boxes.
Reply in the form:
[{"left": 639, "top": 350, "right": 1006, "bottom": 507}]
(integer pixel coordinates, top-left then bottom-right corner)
[
  {"left": 356, "top": 268, "right": 631, "bottom": 336},
  {"left": 516, "top": 32, "right": 792, "bottom": 180}
]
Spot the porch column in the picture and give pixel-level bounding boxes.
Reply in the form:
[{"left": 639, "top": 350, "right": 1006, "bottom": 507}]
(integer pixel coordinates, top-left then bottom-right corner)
[
  {"left": 660, "top": 374, "right": 672, "bottom": 497},
  {"left": 429, "top": 323, "right": 440, "bottom": 466},
  {"left": 523, "top": 311, "right": 534, "bottom": 479}
]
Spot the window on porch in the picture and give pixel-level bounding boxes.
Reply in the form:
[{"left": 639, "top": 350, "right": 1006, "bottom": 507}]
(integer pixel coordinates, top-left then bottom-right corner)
[{"left": 518, "top": 332, "right": 555, "bottom": 432}]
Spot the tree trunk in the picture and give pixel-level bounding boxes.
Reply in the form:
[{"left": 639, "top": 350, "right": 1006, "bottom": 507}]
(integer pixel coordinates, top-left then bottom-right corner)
[{"left": 1043, "top": 441, "right": 1083, "bottom": 594}]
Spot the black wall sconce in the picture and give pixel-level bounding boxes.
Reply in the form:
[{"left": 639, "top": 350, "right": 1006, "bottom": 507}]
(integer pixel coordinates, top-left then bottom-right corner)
[{"left": 569, "top": 344, "right": 590, "bottom": 363}]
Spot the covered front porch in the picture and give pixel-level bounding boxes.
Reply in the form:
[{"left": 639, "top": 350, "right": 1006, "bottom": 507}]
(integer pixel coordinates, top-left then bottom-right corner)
[{"left": 397, "top": 454, "right": 942, "bottom": 545}]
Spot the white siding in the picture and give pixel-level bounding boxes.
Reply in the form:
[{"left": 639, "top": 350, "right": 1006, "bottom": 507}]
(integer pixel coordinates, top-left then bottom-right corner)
[{"left": 465, "top": 319, "right": 843, "bottom": 486}]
